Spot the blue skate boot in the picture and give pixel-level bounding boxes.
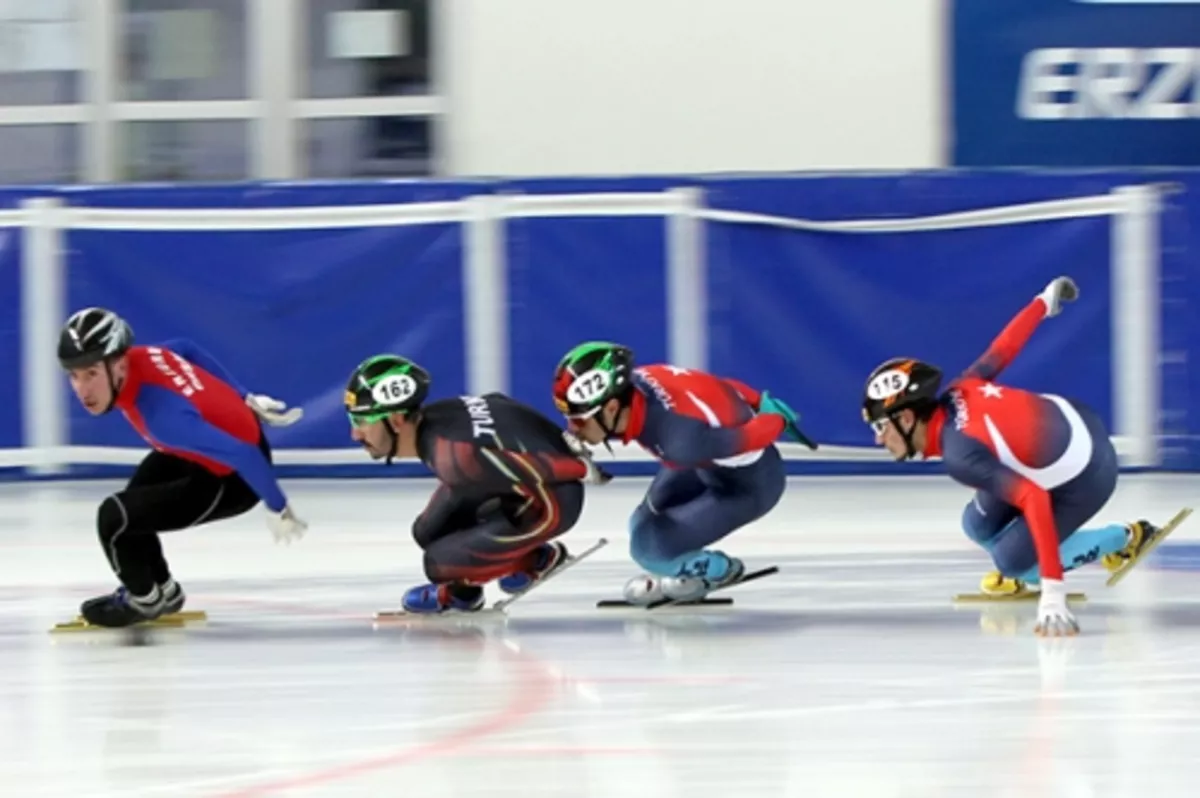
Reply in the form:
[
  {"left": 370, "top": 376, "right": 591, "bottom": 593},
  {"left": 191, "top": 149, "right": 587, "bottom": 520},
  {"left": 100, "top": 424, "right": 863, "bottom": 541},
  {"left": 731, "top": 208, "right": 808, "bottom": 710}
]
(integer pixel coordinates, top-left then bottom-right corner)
[
  {"left": 497, "top": 542, "right": 570, "bottom": 595},
  {"left": 79, "top": 585, "right": 175, "bottom": 628},
  {"left": 401, "top": 582, "right": 486, "bottom": 614},
  {"left": 666, "top": 551, "right": 746, "bottom": 603}
]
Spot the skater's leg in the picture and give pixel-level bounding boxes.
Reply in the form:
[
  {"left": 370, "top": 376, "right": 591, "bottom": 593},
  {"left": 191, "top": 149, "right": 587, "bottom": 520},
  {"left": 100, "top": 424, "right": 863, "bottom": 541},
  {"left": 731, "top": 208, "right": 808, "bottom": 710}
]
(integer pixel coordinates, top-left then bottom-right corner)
[
  {"left": 989, "top": 420, "right": 1122, "bottom": 584},
  {"left": 100, "top": 451, "right": 263, "bottom": 598},
  {"left": 425, "top": 481, "right": 585, "bottom": 582},
  {"left": 403, "top": 482, "right": 585, "bottom": 612},
  {"left": 644, "top": 468, "right": 707, "bottom": 514},
  {"left": 83, "top": 446, "right": 266, "bottom": 627},
  {"left": 630, "top": 446, "right": 786, "bottom": 580},
  {"left": 961, "top": 491, "right": 1020, "bottom": 550},
  {"left": 411, "top": 484, "right": 487, "bottom": 550}
]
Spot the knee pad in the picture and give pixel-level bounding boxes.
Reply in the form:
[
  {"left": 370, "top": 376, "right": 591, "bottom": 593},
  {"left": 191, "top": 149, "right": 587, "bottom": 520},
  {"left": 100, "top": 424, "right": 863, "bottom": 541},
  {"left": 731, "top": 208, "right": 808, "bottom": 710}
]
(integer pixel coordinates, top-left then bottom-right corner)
[{"left": 97, "top": 495, "right": 128, "bottom": 543}]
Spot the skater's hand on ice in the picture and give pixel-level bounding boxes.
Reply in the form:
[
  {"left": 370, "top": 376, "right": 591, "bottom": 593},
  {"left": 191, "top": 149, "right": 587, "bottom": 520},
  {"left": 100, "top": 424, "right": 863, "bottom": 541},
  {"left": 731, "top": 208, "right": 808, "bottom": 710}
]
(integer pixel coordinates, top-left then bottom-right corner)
[
  {"left": 1034, "top": 579, "right": 1079, "bottom": 637},
  {"left": 267, "top": 505, "right": 307, "bottom": 544},
  {"left": 246, "top": 393, "right": 304, "bottom": 427},
  {"left": 1038, "top": 276, "right": 1079, "bottom": 318}
]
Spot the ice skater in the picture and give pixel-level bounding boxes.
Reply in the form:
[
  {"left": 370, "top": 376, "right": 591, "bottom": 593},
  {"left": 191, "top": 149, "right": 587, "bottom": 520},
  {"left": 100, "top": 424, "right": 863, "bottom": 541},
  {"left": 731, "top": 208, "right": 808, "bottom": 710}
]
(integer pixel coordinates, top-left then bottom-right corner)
[
  {"left": 860, "top": 277, "right": 1172, "bottom": 636},
  {"left": 59, "top": 307, "right": 306, "bottom": 628},
  {"left": 551, "top": 341, "right": 814, "bottom": 604},
  {"left": 345, "top": 354, "right": 608, "bottom": 614}
]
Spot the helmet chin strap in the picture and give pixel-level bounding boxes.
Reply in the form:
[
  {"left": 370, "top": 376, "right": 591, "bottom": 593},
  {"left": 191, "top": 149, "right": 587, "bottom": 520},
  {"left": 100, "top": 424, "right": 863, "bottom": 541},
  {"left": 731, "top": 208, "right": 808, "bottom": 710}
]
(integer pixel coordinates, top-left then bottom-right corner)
[
  {"left": 102, "top": 360, "right": 122, "bottom": 414},
  {"left": 887, "top": 412, "right": 923, "bottom": 461},
  {"left": 595, "top": 398, "right": 629, "bottom": 455},
  {"left": 383, "top": 417, "right": 400, "bottom": 466}
]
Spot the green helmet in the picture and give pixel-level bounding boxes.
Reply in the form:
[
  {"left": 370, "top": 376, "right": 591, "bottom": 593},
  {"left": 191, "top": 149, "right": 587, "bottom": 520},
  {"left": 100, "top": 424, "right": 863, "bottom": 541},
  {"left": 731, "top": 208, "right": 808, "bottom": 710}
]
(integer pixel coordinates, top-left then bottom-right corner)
[
  {"left": 552, "top": 341, "right": 634, "bottom": 417},
  {"left": 344, "top": 354, "right": 431, "bottom": 426}
]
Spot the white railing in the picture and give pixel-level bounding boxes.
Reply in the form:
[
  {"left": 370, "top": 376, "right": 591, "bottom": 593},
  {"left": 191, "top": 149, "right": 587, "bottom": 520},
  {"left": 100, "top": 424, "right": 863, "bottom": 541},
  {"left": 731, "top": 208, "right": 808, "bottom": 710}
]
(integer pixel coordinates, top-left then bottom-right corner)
[{"left": 2, "top": 184, "right": 1163, "bottom": 474}]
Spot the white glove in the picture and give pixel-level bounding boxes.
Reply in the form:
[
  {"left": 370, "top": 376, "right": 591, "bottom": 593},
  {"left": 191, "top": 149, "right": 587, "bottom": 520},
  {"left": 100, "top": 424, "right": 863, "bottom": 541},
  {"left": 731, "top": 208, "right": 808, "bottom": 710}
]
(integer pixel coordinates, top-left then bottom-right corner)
[
  {"left": 1034, "top": 578, "right": 1079, "bottom": 637},
  {"left": 1038, "top": 276, "right": 1079, "bottom": 318},
  {"left": 563, "top": 431, "right": 613, "bottom": 485},
  {"left": 246, "top": 394, "right": 304, "bottom": 427},
  {"left": 266, "top": 505, "right": 307, "bottom": 545}
]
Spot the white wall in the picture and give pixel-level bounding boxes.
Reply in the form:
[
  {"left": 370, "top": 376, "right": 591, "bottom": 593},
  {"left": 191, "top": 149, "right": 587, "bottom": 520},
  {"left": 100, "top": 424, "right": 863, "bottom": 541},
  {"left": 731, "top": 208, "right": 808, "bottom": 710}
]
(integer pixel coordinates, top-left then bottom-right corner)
[{"left": 443, "top": 0, "right": 946, "bottom": 177}]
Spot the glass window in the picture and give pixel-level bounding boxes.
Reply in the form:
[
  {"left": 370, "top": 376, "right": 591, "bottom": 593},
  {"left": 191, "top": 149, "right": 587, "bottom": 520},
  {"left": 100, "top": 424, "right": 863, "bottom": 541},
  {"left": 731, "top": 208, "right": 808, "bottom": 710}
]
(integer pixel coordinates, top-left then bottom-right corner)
[
  {"left": 120, "top": 121, "right": 248, "bottom": 182},
  {"left": 0, "top": 0, "right": 84, "bottom": 104},
  {"left": 0, "top": 125, "right": 80, "bottom": 183},
  {"left": 305, "top": 116, "right": 433, "bottom": 178},
  {"left": 305, "top": 0, "right": 431, "bottom": 98},
  {"left": 120, "top": 0, "right": 247, "bottom": 101}
]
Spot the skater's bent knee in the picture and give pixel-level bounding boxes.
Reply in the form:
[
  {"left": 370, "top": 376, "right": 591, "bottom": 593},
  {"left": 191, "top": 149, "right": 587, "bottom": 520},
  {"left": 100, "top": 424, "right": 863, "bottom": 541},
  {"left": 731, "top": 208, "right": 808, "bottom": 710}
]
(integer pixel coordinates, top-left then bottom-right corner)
[
  {"left": 628, "top": 524, "right": 675, "bottom": 576},
  {"left": 97, "top": 495, "right": 128, "bottom": 541},
  {"left": 991, "top": 544, "right": 1037, "bottom": 578}
]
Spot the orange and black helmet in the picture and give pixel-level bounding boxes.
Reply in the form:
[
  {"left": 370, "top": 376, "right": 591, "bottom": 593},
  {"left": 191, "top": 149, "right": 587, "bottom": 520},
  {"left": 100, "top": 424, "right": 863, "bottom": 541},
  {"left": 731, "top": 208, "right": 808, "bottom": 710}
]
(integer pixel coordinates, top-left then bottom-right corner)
[{"left": 861, "top": 357, "right": 942, "bottom": 427}]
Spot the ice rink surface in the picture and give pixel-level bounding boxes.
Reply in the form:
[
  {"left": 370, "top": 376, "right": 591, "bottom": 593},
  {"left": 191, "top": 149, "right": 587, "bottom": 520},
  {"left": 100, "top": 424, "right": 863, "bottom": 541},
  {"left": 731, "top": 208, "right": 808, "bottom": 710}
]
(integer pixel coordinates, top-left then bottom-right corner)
[{"left": 2, "top": 473, "right": 1200, "bottom": 797}]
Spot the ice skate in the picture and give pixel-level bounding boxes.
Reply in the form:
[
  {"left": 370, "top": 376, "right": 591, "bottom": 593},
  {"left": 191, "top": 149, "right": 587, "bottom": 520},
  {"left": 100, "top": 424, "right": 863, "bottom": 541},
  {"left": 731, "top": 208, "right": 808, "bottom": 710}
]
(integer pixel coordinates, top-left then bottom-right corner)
[
  {"left": 77, "top": 586, "right": 176, "bottom": 629},
  {"left": 55, "top": 581, "right": 206, "bottom": 633},
  {"left": 953, "top": 571, "right": 1087, "bottom": 604},
  {"left": 497, "top": 541, "right": 570, "bottom": 595},
  {"left": 981, "top": 570, "right": 1034, "bottom": 598},
  {"left": 398, "top": 582, "right": 486, "bottom": 615},
  {"left": 1103, "top": 508, "right": 1193, "bottom": 587},
  {"left": 604, "top": 573, "right": 733, "bottom": 608}
]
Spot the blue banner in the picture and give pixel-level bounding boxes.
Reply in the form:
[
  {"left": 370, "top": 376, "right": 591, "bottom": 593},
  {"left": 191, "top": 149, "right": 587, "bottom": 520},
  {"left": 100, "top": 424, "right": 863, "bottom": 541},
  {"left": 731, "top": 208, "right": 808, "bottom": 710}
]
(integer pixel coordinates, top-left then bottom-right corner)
[
  {"left": 704, "top": 177, "right": 1114, "bottom": 449},
  {"left": 0, "top": 225, "right": 19, "bottom": 450},
  {"left": 952, "top": 0, "right": 1200, "bottom": 166},
  {"left": 65, "top": 222, "right": 467, "bottom": 450},
  {"left": 0, "top": 172, "right": 1195, "bottom": 478},
  {"left": 507, "top": 215, "right": 670, "bottom": 422}
]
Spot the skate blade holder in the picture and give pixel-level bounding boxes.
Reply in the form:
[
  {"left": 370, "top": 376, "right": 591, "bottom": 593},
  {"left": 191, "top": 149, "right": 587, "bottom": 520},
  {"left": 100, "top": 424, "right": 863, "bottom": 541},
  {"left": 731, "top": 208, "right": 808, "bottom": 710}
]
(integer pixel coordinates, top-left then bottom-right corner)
[
  {"left": 953, "top": 591, "right": 1087, "bottom": 605},
  {"left": 1105, "top": 506, "right": 1193, "bottom": 588},
  {"left": 598, "top": 565, "right": 780, "bottom": 609},
  {"left": 374, "top": 538, "right": 610, "bottom": 622},
  {"left": 50, "top": 610, "right": 208, "bottom": 634}
]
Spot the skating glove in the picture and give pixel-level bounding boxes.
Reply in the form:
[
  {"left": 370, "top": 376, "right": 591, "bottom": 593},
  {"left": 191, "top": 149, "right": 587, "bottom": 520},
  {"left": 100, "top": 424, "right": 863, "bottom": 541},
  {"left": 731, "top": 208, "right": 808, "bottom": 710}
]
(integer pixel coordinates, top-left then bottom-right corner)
[
  {"left": 1034, "top": 578, "right": 1079, "bottom": 637},
  {"left": 1038, "top": 276, "right": 1079, "bottom": 318},
  {"left": 758, "top": 391, "right": 818, "bottom": 451},
  {"left": 563, "top": 431, "right": 613, "bottom": 485},
  {"left": 246, "top": 393, "right": 304, "bottom": 427},
  {"left": 267, "top": 505, "right": 308, "bottom": 544}
]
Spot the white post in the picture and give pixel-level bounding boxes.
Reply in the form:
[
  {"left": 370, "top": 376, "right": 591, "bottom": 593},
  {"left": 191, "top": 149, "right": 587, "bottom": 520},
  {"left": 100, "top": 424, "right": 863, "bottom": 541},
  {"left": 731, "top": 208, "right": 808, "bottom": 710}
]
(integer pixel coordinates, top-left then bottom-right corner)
[
  {"left": 665, "top": 187, "right": 706, "bottom": 370},
  {"left": 251, "top": 0, "right": 298, "bottom": 179},
  {"left": 20, "top": 198, "right": 67, "bottom": 475},
  {"left": 82, "top": 0, "right": 117, "bottom": 182},
  {"left": 1111, "top": 185, "right": 1161, "bottom": 468},
  {"left": 462, "top": 195, "right": 508, "bottom": 395}
]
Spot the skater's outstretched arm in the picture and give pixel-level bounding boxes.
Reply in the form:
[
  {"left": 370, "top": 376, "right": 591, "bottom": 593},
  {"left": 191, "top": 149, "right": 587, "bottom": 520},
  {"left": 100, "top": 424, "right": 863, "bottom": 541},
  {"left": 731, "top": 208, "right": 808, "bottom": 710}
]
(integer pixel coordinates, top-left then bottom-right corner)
[
  {"left": 943, "top": 433, "right": 1063, "bottom": 580},
  {"left": 962, "top": 299, "right": 1047, "bottom": 382},
  {"left": 139, "top": 386, "right": 288, "bottom": 513},
  {"left": 963, "top": 277, "right": 1078, "bottom": 382}
]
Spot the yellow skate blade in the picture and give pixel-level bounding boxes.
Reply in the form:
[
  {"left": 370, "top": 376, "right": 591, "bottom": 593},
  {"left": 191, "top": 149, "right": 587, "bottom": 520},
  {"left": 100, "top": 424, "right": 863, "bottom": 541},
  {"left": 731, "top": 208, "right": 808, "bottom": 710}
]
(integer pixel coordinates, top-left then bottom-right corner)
[
  {"left": 50, "top": 616, "right": 189, "bottom": 634},
  {"left": 1106, "top": 506, "right": 1194, "bottom": 587},
  {"left": 49, "top": 609, "right": 206, "bottom": 634},
  {"left": 373, "top": 608, "right": 501, "bottom": 622},
  {"left": 163, "top": 610, "right": 207, "bottom": 622},
  {"left": 954, "top": 591, "right": 1088, "bottom": 604}
]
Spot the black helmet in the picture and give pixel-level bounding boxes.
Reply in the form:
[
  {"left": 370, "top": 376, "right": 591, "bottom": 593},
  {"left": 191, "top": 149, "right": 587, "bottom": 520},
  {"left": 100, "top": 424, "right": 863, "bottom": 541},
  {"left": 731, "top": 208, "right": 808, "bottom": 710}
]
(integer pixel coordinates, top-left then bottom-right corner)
[
  {"left": 552, "top": 341, "right": 635, "bottom": 418},
  {"left": 344, "top": 354, "right": 431, "bottom": 425},
  {"left": 862, "top": 357, "right": 943, "bottom": 427},
  {"left": 58, "top": 307, "right": 133, "bottom": 370}
]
